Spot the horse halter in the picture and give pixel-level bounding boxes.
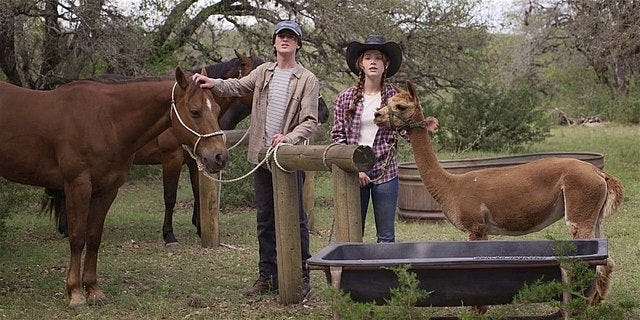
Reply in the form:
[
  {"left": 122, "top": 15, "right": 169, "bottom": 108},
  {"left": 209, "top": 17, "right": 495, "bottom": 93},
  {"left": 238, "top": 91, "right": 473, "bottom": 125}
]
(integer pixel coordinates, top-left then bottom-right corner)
[{"left": 170, "top": 82, "right": 226, "bottom": 156}]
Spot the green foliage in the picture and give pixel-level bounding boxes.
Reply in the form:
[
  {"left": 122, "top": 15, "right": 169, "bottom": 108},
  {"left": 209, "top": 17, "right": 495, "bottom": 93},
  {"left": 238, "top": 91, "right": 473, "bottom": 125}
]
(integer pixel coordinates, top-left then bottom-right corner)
[
  {"left": 0, "top": 179, "right": 41, "bottom": 241},
  {"left": 610, "top": 84, "right": 640, "bottom": 124},
  {"left": 431, "top": 81, "right": 550, "bottom": 152},
  {"left": 512, "top": 239, "right": 629, "bottom": 320},
  {"left": 326, "top": 265, "right": 434, "bottom": 320},
  {"left": 322, "top": 286, "right": 376, "bottom": 320},
  {"left": 218, "top": 146, "right": 255, "bottom": 209},
  {"left": 379, "top": 265, "right": 434, "bottom": 319},
  {"left": 539, "top": 61, "right": 640, "bottom": 125}
]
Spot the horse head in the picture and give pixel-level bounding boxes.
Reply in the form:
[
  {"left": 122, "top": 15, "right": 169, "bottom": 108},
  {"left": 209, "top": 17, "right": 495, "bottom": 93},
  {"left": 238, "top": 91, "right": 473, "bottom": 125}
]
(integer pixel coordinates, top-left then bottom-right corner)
[
  {"left": 173, "top": 66, "right": 229, "bottom": 172},
  {"left": 234, "top": 49, "right": 265, "bottom": 78}
]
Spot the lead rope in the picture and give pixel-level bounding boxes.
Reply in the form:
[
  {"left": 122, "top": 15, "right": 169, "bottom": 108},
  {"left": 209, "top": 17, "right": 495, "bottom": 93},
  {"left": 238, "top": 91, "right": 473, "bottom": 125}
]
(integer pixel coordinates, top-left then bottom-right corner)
[
  {"left": 321, "top": 142, "right": 342, "bottom": 243},
  {"left": 369, "top": 131, "right": 399, "bottom": 183},
  {"left": 187, "top": 141, "right": 296, "bottom": 183}
]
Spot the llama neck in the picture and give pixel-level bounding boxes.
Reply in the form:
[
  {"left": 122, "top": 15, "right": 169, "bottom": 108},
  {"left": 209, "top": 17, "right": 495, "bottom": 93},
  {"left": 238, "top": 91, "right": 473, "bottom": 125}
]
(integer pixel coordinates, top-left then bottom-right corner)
[{"left": 408, "top": 126, "right": 452, "bottom": 203}]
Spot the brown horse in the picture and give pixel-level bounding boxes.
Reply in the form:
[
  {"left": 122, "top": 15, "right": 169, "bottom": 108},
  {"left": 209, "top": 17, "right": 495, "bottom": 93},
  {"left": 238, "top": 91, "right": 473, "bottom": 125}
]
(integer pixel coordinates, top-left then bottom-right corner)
[
  {"left": 53, "top": 52, "right": 329, "bottom": 245},
  {"left": 0, "top": 67, "right": 228, "bottom": 308}
]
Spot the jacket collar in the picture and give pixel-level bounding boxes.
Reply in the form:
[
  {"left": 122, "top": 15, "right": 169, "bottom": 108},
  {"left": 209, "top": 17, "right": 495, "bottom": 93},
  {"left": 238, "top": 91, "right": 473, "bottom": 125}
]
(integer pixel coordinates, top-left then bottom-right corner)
[{"left": 266, "top": 61, "right": 304, "bottom": 78}]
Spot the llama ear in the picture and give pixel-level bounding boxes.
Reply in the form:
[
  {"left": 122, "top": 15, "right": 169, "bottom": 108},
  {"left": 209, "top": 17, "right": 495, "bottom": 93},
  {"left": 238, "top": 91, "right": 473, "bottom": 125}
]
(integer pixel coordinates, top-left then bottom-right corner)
[
  {"left": 405, "top": 80, "right": 417, "bottom": 98},
  {"left": 391, "top": 83, "right": 402, "bottom": 93},
  {"left": 200, "top": 66, "right": 208, "bottom": 77}
]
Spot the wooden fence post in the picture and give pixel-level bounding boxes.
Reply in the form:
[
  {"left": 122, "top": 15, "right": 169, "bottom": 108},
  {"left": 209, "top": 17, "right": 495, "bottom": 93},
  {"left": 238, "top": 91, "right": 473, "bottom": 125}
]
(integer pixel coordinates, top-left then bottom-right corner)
[
  {"left": 198, "top": 172, "right": 220, "bottom": 248},
  {"left": 198, "top": 129, "right": 248, "bottom": 248},
  {"left": 303, "top": 171, "right": 316, "bottom": 231},
  {"left": 272, "top": 166, "right": 303, "bottom": 305},
  {"left": 331, "top": 166, "right": 362, "bottom": 242},
  {"left": 255, "top": 144, "right": 374, "bottom": 305}
]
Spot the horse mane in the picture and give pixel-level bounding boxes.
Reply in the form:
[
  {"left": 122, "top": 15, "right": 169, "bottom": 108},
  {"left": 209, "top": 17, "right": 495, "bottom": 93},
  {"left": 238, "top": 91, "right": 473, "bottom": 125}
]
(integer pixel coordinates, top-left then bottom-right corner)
[
  {"left": 85, "top": 74, "right": 172, "bottom": 84},
  {"left": 198, "top": 59, "right": 242, "bottom": 79}
]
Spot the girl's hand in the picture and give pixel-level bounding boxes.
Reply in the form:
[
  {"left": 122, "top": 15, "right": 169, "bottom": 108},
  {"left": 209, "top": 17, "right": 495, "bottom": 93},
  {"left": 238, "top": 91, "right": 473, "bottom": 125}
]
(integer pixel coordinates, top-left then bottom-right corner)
[
  {"left": 425, "top": 116, "right": 439, "bottom": 133},
  {"left": 358, "top": 172, "right": 371, "bottom": 187}
]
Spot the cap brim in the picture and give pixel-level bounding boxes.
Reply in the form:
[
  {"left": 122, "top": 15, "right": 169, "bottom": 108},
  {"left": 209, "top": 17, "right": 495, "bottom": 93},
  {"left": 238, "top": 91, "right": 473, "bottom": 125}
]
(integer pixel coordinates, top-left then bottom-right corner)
[
  {"left": 275, "top": 27, "right": 301, "bottom": 37},
  {"left": 346, "top": 42, "right": 403, "bottom": 77}
]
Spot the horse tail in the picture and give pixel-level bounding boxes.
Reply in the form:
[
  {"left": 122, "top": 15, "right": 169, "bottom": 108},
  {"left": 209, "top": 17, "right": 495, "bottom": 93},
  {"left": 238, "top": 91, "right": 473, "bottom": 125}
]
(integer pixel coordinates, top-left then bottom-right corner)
[
  {"left": 602, "top": 172, "right": 624, "bottom": 219},
  {"left": 41, "top": 188, "right": 68, "bottom": 237}
]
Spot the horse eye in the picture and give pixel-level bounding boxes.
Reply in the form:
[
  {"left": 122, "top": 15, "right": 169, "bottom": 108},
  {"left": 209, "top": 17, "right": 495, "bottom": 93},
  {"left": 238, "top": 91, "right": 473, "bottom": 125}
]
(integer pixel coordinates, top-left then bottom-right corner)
[{"left": 190, "top": 109, "right": 201, "bottom": 118}]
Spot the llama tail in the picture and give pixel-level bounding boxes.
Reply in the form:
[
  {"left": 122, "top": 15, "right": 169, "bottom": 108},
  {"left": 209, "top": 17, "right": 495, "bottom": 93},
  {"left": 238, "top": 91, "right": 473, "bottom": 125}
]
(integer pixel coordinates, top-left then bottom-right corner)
[{"left": 602, "top": 172, "right": 624, "bottom": 219}]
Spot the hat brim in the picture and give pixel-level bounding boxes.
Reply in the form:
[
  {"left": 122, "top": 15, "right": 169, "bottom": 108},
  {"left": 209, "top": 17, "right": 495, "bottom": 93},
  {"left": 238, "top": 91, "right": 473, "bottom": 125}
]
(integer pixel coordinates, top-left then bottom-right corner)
[
  {"left": 346, "top": 41, "right": 403, "bottom": 77},
  {"left": 274, "top": 27, "right": 301, "bottom": 37}
]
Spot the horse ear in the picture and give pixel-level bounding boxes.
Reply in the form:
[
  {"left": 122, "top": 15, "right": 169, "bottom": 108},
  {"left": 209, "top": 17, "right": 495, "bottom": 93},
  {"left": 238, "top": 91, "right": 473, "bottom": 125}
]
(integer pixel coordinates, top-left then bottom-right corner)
[
  {"left": 175, "top": 66, "right": 189, "bottom": 89},
  {"left": 234, "top": 49, "right": 247, "bottom": 60},
  {"left": 236, "top": 49, "right": 251, "bottom": 66},
  {"left": 200, "top": 66, "right": 208, "bottom": 77}
]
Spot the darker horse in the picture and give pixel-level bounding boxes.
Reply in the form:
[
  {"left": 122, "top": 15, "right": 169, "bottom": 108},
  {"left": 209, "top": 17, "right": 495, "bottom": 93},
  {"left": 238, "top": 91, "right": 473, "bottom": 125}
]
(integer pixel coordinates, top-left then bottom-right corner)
[
  {"left": 131, "top": 50, "right": 265, "bottom": 246},
  {"left": 0, "top": 67, "right": 228, "bottom": 308},
  {"left": 115, "top": 52, "right": 328, "bottom": 246}
]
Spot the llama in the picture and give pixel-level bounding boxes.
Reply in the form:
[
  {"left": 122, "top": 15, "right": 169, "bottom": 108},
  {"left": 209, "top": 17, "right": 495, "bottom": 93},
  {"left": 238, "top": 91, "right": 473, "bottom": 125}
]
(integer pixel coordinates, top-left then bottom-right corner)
[{"left": 373, "top": 80, "right": 624, "bottom": 306}]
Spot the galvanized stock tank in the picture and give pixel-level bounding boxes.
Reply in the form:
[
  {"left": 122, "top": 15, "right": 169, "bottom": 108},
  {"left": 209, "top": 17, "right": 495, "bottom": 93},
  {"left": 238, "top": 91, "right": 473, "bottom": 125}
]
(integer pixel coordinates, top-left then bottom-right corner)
[{"left": 397, "top": 152, "right": 605, "bottom": 221}]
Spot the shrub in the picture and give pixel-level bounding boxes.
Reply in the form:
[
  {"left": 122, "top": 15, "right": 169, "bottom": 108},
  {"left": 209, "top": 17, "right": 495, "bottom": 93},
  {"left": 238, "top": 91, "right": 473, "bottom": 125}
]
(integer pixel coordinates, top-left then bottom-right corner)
[
  {"left": 218, "top": 146, "right": 255, "bottom": 209},
  {"left": 431, "top": 82, "right": 550, "bottom": 152}
]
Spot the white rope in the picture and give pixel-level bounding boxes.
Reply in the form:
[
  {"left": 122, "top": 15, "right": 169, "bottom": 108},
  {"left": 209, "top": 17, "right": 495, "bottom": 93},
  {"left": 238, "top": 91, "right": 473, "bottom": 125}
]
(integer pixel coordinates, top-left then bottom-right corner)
[
  {"left": 270, "top": 142, "right": 295, "bottom": 173},
  {"left": 189, "top": 141, "right": 296, "bottom": 183},
  {"left": 227, "top": 125, "right": 250, "bottom": 151}
]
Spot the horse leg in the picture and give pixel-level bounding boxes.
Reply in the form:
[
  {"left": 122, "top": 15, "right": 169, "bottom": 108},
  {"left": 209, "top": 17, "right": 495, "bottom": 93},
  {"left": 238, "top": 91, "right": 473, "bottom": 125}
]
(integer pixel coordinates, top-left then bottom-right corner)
[
  {"left": 63, "top": 176, "right": 92, "bottom": 309},
  {"left": 161, "top": 152, "right": 184, "bottom": 245},
  {"left": 185, "top": 155, "right": 201, "bottom": 237},
  {"left": 82, "top": 188, "right": 118, "bottom": 306}
]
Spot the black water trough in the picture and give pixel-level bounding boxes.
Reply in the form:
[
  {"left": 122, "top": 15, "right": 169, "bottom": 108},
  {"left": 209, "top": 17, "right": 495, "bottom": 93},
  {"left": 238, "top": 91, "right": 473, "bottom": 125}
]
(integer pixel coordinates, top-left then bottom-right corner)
[{"left": 308, "top": 239, "right": 608, "bottom": 307}]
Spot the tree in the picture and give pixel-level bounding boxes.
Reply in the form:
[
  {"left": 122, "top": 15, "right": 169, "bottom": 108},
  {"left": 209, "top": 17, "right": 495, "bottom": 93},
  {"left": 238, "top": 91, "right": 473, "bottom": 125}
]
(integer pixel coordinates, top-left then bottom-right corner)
[
  {"left": 515, "top": 0, "right": 640, "bottom": 94},
  {"left": 0, "top": 0, "right": 489, "bottom": 94}
]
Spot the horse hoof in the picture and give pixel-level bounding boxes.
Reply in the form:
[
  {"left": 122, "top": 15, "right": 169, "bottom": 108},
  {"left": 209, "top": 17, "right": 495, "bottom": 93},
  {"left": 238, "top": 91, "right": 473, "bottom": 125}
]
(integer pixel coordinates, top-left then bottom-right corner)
[
  {"left": 69, "top": 295, "right": 87, "bottom": 310},
  {"left": 87, "top": 291, "right": 107, "bottom": 306},
  {"left": 165, "top": 242, "right": 180, "bottom": 250}
]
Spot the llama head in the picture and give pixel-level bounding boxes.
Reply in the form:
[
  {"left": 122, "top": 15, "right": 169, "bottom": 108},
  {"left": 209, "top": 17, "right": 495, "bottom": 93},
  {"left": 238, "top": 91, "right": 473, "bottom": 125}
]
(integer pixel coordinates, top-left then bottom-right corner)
[{"left": 374, "top": 80, "right": 425, "bottom": 130}]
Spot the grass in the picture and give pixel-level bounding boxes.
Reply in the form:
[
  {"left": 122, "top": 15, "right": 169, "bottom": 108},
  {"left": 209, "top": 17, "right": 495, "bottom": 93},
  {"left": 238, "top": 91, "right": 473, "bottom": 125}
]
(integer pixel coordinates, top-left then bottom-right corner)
[{"left": 0, "top": 123, "right": 638, "bottom": 319}]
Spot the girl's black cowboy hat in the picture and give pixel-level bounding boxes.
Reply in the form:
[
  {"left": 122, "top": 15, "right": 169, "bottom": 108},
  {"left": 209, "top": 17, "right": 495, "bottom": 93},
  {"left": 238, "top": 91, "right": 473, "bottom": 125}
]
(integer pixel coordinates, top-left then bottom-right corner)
[{"left": 346, "top": 34, "right": 403, "bottom": 77}]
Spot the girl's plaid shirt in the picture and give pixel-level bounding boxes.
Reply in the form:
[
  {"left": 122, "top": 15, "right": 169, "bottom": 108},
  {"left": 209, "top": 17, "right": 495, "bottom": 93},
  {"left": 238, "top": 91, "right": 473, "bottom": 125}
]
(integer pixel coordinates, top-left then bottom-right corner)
[{"left": 330, "top": 84, "right": 406, "bottom": 184}]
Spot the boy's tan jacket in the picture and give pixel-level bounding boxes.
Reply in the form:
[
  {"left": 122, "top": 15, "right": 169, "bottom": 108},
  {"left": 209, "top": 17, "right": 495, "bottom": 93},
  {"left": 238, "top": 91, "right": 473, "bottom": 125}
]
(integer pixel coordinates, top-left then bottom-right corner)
[{"left": 210, "top": 62, "right": 320, "bottom": 164}]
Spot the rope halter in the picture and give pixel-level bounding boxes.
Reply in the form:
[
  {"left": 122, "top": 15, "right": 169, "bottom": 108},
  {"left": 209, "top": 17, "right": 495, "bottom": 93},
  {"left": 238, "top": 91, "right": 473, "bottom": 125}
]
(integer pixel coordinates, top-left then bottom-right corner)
[
  {"left": 385, "top": 106, "right": 427, "bottom": 130},
  {"left": 171, "top": 82, "right": 226, "bottom": 162}
]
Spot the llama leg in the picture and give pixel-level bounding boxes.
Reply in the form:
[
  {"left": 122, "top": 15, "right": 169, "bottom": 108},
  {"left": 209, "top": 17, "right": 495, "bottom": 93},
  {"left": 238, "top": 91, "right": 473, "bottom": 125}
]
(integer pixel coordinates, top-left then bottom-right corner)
[
  {"left": 560, "top": 266, "right": 571, "bottom": 320},
  {"left": 589, "top": 258, "right": 614, "bottom": 305},
  {"left": 467, "top": 233, "right": 488, "bottom": 314}
]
